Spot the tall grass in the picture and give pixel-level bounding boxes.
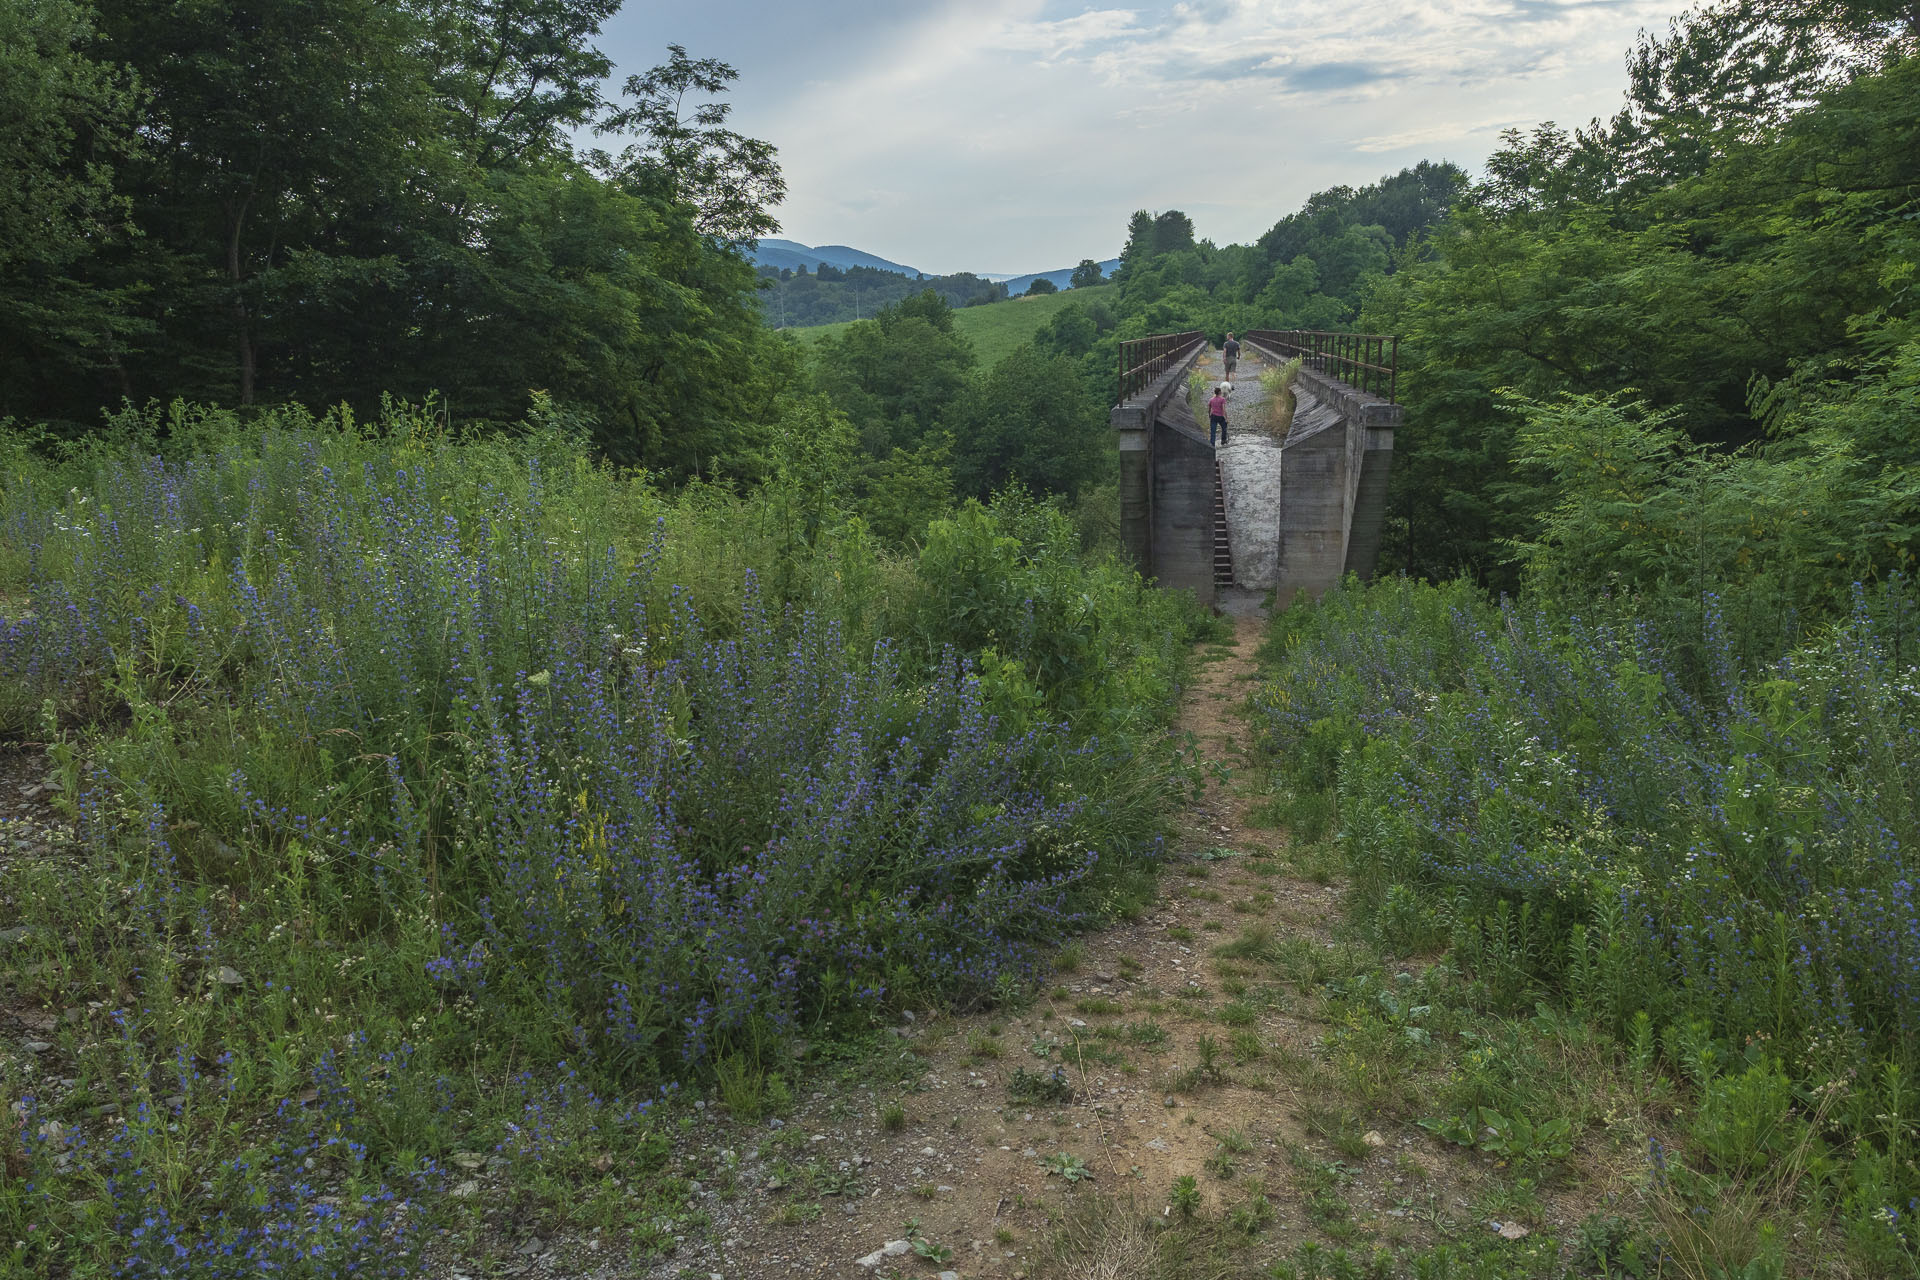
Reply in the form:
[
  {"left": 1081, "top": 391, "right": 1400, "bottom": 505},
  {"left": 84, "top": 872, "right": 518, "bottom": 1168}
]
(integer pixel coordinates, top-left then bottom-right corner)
[
  {"left": 1259, "top": 357, "right": 1302, "bottom": 437},
  {"left": 1188, "top": 367, "right": 1215, "bottom": 427},
  {"left": 0, "top": 398, "right": 1217, "bottom": 1275},
  {"left": 1254, "top": 575, "right": 1920, "bottom": 1269}
]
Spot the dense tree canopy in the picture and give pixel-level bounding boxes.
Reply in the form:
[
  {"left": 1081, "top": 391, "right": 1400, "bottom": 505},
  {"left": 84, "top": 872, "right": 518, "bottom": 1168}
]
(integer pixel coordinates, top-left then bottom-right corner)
[
  {"left": 0, "top": 0, "right": 794, "bottom": 480},
  {"left": 6, "top": 0, "right": 1917, "bottom": 595}
]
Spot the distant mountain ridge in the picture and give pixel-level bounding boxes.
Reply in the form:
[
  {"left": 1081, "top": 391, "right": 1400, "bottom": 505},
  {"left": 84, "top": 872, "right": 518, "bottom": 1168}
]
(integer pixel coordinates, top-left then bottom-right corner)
[
  {"left": 750, "top": 239, "right": 927, "bottom": 278},
  {"left": 1001, "top": 259, "right": 1121, "bottom": 296},
  {"left": 749, "top": 240, "right": 1120, "bottom": 294}
]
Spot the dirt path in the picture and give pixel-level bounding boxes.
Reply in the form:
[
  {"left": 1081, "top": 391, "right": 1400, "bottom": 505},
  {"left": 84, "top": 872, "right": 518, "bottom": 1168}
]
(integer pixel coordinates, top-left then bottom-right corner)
[{"left": 627, "top": 614, "right": 1413, "bottom": 1279}]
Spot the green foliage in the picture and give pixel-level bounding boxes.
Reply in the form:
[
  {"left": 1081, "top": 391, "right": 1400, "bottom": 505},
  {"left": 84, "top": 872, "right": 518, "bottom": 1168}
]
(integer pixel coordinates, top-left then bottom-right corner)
[
  {"left": 1045, "top": 1151, "right": 1092, "bottom": 1182},
  {"left": 809, "top": 294, "right": 976, "bottom": 454},
  {"left": 905, "top": 491, "right": 1219, "bottom": 725},
  {"left": 0, "top": 0, "right": 143, "bottom": 414},
  {"left": 1255, "top": 573, "right": 1920, "bottom": 1268},
  {"left": 0, "top": 397, "right": 1224, "bottom": 1273},
  {"left": 596, "top": 42, "right": 785, "bottom": 244},
  {"left": 1418, "top": 1107, "right": 1574, "bottom": 1164},
  {"left": 1507, "top": 383, "right": 1920, "bottom": 632},
  {"left": 1370, "top": 51, "right": 1920, "bottom": 584},
  {"left": 0, "top": 4, "right": 791, "bottom": 478},
  {"left": 1170, "top": 1173, "right": 1202, "bottom": 1218},
  {"left": 763, "top": 264, "right": 1006, "bottom": 329},
  {"left": 949, "top": 345, "right": 1107, "bottom": 499},
  {"left": 1069, "top": 258, "right": 1105, "bottom": 289},
  {"left": 1008, "top": 1066, "right": 1074, "bottom": 1104}
]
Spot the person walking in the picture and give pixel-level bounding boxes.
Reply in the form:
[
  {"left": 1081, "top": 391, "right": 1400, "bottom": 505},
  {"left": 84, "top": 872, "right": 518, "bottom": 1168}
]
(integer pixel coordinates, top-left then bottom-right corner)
[
  {"left": 1223, "top": 331, "right": 1240, "bottom": 379},
  {"left": 1208, "top": 386, "right": 1229, "bottom": 446}
]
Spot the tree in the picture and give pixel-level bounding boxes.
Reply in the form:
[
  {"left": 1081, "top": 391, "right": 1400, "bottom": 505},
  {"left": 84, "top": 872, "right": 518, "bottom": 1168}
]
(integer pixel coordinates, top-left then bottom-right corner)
[
  {"left": 1069, "top": 259, "right": 1103, "bottom": 288},
  {"left": 811, "top": 306, "right": 975, "bottom": 455},
  {"left": 1152, "top": 210, "right": 1196, "bottom": 256},
  {"left": 0, "top": 0, "right": 143, "bottom": 420},
  {"left": 1034, "top": 303, "right": 1099, "bottom": 358},
  {"left": 1117, "top": 210, "right": 1155, "bottom": 279},
  {"left": 950, "top": 346, "right": 1105, "bottom": 499},
  {"left": 1025, "top": 277, "right": 1059, "bottom": 296},
  {"left": 418, "top": 0, "right": 620, "bottom": 168},
  {"left": 90, "top": 0, "right": 445, "bottom": 407},
  {"left": 597, "top": 44, "right": 786, "bottom": 244},
  {"left": 886, "top": 287, "right": 956, "bottom": 334},
  {"left": 1571, "top": 0, "right": 1919, "bottom": 200}
]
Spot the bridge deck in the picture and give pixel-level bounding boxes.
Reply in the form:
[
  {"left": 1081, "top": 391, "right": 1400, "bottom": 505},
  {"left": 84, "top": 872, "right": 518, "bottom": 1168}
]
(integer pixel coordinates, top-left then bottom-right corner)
[{"left": 1192, "top": 348, "right": 1286, "bottom": 591}]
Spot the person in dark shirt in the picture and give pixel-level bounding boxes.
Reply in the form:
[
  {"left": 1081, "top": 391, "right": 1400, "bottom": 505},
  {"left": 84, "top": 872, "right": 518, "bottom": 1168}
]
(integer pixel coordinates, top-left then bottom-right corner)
[
  {"left": 1223, "top": 332, "right": 1240, "bottom": 378},
  {"left": 1208, "top": 387, "right": 1229, "bottom": 446}
]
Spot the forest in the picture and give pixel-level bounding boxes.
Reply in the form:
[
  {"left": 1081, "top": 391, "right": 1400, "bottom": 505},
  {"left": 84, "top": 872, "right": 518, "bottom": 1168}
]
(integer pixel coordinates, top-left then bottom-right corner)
[
  {"left": 754, "top": 262, "right": 1009, "bottom": 328},
  {"left": 1, "top": 0, "right": 1918, "bottom": 1276}
]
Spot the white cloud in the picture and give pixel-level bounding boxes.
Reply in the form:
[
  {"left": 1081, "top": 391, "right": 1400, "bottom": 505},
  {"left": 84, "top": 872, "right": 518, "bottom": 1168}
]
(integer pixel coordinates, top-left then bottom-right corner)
[
  {"left": 1352, "top": 117, "right": 1532, "bottom": 153},
  {"left": 610, "top": 0, "right": 1688, "bottom": 273}
]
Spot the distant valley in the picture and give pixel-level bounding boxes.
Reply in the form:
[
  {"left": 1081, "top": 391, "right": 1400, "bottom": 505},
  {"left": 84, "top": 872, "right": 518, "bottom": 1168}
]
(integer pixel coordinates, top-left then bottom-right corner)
[{"left": 749, "top": 239, "right": 1121, "bottom": 327}]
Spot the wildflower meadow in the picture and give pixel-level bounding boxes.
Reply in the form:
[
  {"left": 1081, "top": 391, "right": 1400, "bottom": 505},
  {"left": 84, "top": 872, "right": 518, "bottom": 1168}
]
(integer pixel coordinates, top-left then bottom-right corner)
[
  {"left": 0, "top": 400, "right": 1216, "bottom": 1275},
  {"left": 1255, "top": 575, "right": 1920, "bottom": 1270}
]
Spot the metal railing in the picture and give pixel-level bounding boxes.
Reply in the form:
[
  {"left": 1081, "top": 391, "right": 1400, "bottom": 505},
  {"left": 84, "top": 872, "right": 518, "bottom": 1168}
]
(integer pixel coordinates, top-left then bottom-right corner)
[
  {"left": 1245, "top": 330, "right": 1399, "bottom": 403},
  {"left": 1116, "top": 330, "right": 1204, "bottom": 405}
]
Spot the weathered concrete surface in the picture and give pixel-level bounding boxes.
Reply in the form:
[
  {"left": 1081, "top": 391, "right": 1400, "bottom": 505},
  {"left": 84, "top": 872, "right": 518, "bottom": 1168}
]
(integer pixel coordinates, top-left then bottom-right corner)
[
  {"left": 1193, "top": 349, "right": 1285, "bottom": 591},
  {"left": 1236, "top": 339, "right": 1401, "bottom": 605},
  {"left": 1150, "top": 390, "right": 1222, "bottom": 601},
  {"left": 1112, "top": 338, "right": 1211, "bottom": 602},
  {"left": 1115, "top": 335, "right": 1397, "bottom": 607},
  {"left": 1269, "top": 362, "right": 1400, "bottom": 603}
]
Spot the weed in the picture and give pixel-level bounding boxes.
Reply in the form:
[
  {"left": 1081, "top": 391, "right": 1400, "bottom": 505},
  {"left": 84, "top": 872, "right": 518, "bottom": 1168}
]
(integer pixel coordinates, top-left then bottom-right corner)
[
  {"left": 1171, "top": 1174, "right": 1202, "bottom": 1219},
  {"left": 967, "top": 1032, "right": 1003, "bottom": 1059},
  {"left": 769, "top": 1200, "right": 822, "bottom": 1225},
  {"left": 1008, "top": 1066, "right": 1073, "bottom": 1104},
  {"left": 1229, "top": 1193, "right": 1274, "bottom": 1235},
  {"left": 1196, "top": 1034, "right": 1225, "bottom": 1081},
  {"left": 880, "top": 1102, "right": 906, "bottom": 1132},
  {"left": 1205, "top": 1147, "right": 1237, "bottom": 1180},
  {"left": 1045, "top": 1152, "right": 1093, "bottom": 1182},
  {"left": 911, "top": 1234, "right": 954, "bottom": 1263},
  {"left": 1418, "top": 1107, "right": 1573, "bottom": 1164},
  {"left": 1219, "top": 1002, "right": 1259, "bottom": 1027}
]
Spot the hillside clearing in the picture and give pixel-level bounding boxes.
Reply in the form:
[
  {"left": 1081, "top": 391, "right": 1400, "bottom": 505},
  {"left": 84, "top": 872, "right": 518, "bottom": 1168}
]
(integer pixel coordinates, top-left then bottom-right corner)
[{"left": 787, "top": 285, "right": 1114, "bottom": 367}]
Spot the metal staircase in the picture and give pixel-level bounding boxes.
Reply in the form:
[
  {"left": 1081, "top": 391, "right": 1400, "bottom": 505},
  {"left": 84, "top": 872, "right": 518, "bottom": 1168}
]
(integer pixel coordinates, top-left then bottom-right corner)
[{"left": 1212, "top": 459, "right": 1234, "bottom": 588}]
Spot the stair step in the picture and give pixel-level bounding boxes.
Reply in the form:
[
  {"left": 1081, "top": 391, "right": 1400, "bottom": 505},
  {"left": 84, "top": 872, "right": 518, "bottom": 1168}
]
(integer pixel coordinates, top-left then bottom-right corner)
[{"left": 1212, "top": 460, "right": 1233, "bottom": 586}]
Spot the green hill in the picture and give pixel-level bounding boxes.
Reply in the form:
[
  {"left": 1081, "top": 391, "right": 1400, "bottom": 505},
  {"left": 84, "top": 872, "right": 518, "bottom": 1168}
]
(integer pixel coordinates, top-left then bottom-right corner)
[{"left": 789, "top": 285, "right": 1114, "bottom": 368}]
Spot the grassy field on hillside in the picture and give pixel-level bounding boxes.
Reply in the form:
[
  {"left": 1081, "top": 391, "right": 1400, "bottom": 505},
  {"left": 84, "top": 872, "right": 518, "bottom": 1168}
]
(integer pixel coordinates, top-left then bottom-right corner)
[{"left": 786, "top": 284, "right": 1113, "bottom": 367}]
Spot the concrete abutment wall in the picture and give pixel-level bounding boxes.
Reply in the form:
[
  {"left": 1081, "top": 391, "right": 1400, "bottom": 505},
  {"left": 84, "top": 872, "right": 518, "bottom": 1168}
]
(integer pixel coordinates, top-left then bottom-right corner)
[
  {"left": 1116, "top": 337, "right": 1399, "bottom": 607},
  {"left": 1113, "top": 340, "right": 1214, "bottom": 605}
]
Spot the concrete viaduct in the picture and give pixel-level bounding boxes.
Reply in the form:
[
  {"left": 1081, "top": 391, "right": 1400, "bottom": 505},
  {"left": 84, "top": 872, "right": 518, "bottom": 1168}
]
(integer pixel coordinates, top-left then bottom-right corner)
[{"left": 1112, "top": 329, "right": 1402, "bottom": 607}]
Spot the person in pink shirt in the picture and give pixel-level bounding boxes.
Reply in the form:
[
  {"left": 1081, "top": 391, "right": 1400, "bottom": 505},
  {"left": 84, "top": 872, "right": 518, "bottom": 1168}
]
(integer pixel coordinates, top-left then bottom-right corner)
[{"left": 1207, "top": 387, "right": 1229, "bottom": 446}]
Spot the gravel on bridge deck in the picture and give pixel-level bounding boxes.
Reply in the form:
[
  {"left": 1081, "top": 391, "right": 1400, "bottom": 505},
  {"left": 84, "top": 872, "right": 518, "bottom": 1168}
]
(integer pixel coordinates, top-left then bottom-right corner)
[{"left": 1197, "top": 347, "right": 1287, "bottom": 592}]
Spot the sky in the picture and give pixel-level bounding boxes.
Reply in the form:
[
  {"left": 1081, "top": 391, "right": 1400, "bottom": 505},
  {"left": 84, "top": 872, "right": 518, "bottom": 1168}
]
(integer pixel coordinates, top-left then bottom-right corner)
[{"left": 598, "top": 0, "right": 1682, "bottom": 276}]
